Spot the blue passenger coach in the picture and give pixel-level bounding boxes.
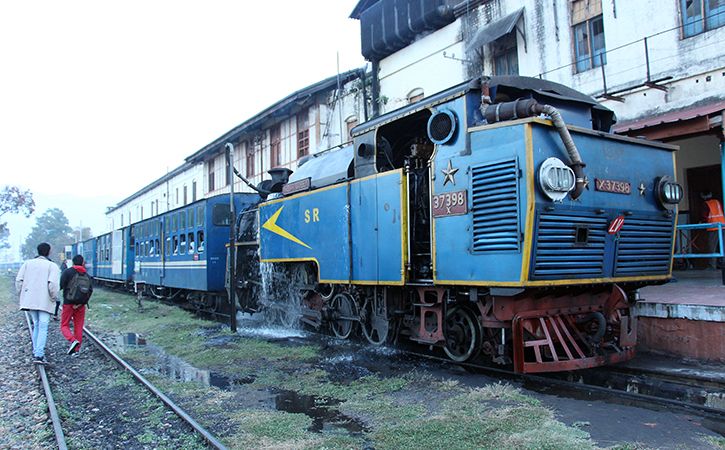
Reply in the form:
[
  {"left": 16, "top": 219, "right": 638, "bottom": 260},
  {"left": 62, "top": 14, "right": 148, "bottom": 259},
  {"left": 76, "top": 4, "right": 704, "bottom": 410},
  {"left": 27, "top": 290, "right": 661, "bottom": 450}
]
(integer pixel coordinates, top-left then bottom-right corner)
[
  {"left": 134, "top": 194, "right": 257, "bottom": 293},
  {"left": 71, "top": 237, "right": 97, "bottom": 277},
  {"left": 94, "top": 227, "right": 133, "bottom": 284}
]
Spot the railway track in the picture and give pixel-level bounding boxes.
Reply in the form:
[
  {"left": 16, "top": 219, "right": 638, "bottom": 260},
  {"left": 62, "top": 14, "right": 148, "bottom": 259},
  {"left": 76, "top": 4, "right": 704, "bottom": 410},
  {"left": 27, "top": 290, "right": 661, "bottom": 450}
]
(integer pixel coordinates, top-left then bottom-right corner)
[
  {"left": 23, "top": 311, "right": 228, "bottom": 449},
  {"left": 82, "top": 327, "right": 228, "bottom": 449},
  {"left": 410, "top": 350, "right": 725, "bottom": 434},
  {"left": 23, "top": 312, "right": 67, "bottom": 450}
]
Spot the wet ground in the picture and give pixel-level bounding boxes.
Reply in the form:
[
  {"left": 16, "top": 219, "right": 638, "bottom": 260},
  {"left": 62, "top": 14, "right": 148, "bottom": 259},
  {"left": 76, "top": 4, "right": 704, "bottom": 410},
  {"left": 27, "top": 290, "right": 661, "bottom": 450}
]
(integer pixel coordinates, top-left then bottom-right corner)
[{"left": 111, "top": 311, "right": 723, "bottom": 449}]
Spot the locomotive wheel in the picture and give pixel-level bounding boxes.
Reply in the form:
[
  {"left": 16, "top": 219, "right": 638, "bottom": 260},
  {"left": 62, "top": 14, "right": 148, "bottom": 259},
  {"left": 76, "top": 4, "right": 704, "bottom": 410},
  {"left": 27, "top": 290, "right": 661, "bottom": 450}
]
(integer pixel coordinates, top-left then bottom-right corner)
[
  {"left": 443, "top": 307, "right": 480, "bottom": 362},
  {"left": 330, "top": 292, "right": 357, "bottom": 339},
  {"left": 291, "top": 264, "right": 315, "bottom": 292},
  {"left": 316, "top": 283, "right": 336, "bottom": 301},
  {"left": 361, "top": 298, "right": 390, "bottom": 345}
]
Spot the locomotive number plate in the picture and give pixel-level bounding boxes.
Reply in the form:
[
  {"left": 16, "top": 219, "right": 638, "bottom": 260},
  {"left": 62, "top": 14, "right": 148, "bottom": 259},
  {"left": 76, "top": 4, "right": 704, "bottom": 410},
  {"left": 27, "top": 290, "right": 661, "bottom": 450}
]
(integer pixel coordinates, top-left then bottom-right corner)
[
  {"left": 432, "top": 190, "right": 468, "bottom": 217},
  {"left": 595, "top": 178, "right": 631, "bottom": 195}
]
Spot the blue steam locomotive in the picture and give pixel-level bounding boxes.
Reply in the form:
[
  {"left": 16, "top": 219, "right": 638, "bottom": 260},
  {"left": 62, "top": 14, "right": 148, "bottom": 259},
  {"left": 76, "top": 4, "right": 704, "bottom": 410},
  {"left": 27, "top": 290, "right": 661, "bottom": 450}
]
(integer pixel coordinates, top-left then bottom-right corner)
[{"left": 77, "top": 76, "right": 682, "bottom": 373}]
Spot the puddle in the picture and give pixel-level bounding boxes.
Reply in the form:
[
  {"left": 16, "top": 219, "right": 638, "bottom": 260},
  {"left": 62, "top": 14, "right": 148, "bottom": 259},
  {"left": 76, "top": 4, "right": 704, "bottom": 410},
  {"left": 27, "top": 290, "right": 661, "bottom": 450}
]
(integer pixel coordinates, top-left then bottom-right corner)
[
  {"left": 116, "top": 333, "right": 247, "bottom": 389},
  {"left": 119, "top": 332, "right": 147, "bottom": 346},
  {"left": 273, "top": 389, "right": 367, "bottom": 435}
]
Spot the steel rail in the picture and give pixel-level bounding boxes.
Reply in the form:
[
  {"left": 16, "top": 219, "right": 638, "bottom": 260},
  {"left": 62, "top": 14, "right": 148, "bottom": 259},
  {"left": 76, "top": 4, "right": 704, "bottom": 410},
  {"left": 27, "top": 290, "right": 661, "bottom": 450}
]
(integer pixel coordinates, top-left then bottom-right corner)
[
  {"left": 407, "top": 350, "right": 725, "bottom": 423},
  {"left": 23, "top": 312, "right": 68, "bottom": 450},
  {"left": 82, "top": 327, "right": 228, "bottom": 450}
]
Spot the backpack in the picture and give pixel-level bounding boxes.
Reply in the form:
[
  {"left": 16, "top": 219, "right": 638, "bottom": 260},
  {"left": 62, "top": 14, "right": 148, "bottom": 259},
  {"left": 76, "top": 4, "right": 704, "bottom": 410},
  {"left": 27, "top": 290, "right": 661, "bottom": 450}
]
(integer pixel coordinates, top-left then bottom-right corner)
[{"left": 67, "top": 271, "right": 92, "bottom": 304}]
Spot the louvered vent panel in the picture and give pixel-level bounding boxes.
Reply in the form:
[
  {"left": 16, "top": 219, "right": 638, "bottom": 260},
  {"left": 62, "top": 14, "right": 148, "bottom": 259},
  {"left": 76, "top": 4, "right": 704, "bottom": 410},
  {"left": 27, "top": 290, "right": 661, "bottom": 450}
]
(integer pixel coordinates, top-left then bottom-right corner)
[
  {"left": 615, "top": 216, "right": 674, "bottom": 275},
  {"left": 471, "top": 159, "right": 520, "bottom": 252},
  {"left": 533, "top": 213, "right": 607, "bottom": 278}
]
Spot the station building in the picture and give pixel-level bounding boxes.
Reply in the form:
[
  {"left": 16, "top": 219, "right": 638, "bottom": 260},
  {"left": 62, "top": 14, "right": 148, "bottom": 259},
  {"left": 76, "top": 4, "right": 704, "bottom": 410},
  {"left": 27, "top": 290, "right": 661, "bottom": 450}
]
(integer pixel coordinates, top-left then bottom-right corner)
[
  {"left": 349, "top": 0, "right": 725, "bottom": 361},
  {"left": 105, "top": 69, "right": 367, "bottom": 230},
  {"left": 350, "top": 0, "right": 725, "bottom": 262}
]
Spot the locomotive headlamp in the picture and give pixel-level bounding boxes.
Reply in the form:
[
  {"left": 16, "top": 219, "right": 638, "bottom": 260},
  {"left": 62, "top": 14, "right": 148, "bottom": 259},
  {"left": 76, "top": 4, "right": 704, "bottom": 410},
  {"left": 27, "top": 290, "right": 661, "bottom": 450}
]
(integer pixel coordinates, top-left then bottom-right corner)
[
  {"left": 655, "top": 176, "right": 683, "bottom": 210},
  {"left": 539, "top": 157, "right": 576, "bottom": 201}
]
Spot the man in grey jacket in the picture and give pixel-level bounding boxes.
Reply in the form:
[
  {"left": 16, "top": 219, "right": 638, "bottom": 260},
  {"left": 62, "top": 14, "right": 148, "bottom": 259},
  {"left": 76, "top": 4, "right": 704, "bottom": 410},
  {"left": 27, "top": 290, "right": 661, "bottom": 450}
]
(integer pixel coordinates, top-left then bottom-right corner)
[{"left": 15, "top": 242, "right": 61, "bottom": 365}]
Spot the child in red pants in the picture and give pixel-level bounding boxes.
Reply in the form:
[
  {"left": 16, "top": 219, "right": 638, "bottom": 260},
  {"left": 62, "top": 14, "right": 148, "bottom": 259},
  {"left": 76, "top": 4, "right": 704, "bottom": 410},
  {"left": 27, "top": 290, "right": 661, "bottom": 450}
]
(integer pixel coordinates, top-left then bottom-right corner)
[{"left": 59, "top": 255, "right": 93, "bottom": 354}]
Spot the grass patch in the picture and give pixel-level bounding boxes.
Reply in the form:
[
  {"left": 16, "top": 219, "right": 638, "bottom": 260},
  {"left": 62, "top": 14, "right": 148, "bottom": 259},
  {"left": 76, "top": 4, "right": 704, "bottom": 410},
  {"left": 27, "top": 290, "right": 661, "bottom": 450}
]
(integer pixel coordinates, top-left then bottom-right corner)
[
  {"left": 83, "top": 288, "right": 597, "bottom": 450},
  {"left": 86, "top": 288, "right": 319, "bottom": 371},
  {"left": 703, "top": 435, "right": 725, "bottom": 449}
]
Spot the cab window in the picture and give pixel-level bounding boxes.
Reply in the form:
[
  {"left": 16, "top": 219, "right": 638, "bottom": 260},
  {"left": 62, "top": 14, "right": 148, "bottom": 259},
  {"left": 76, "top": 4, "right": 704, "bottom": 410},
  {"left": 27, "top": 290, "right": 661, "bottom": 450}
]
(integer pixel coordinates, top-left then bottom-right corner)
[{"left": 212, "top": 204, "right": 232, "bottom": 226}]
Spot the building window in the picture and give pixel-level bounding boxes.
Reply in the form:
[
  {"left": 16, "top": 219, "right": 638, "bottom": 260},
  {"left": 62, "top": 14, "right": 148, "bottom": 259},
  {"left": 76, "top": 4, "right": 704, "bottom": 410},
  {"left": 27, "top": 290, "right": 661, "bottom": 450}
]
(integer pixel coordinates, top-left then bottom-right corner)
[
  {"left": 270, "top": 125, "right": 281, "bottom": 168},
  {"left": 208, "top": 159, "right": 215, "bottom": 192},
  {"left": 155, "top": 199, "right": 159, "bottom": 215},
  {"left": 140, "top": 206, "right": 144, "bottom": 220},
  {"left": 183, "top": 185, "right": 188, "bottom": 205},
  {"left": 492, "top": 32, "right": 519, "bottom": 76},
  {"left": 345, "top": 116, "right": 358, "bottom": 141},
  {"left": 192, "top": 181, "right": 197, "bottom": 202},
  {"left": 682, "top": 0, "right": 725, "bottom": 37},
  {"left": 246, "top": 148, "right": 255, "bottom": 178},
  {"left": 571, "top": 0, "right": 606, "bottom": 72},
  {"left": 297, "top": 110, "right": 310, "bottom": 158},
  {"left": 406, "top": 88, "right": 424, "bottom": 104}
]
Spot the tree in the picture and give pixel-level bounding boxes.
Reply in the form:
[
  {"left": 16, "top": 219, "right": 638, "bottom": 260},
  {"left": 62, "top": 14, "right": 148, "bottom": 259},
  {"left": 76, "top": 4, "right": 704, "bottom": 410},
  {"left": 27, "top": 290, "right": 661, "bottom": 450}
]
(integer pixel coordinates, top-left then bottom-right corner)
[
  {"left": 0, "top": 186, "right": 35, "bottom": 249},
  {"left": 21, "top": 208, "right": 74, "bottom": 260}
]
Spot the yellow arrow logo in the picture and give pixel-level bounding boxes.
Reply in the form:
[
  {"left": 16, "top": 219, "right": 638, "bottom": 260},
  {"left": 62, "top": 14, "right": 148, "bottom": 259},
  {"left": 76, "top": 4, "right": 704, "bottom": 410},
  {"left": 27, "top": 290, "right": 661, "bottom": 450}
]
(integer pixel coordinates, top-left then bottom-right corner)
[{"left": 262, "top": 206, "right": 311, "bottom": 249}]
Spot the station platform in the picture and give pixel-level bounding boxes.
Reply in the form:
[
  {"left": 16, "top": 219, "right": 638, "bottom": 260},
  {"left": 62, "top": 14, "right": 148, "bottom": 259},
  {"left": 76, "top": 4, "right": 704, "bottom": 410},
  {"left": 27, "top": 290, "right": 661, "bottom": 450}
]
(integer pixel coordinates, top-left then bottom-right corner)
[{"left": 636, "top": 270, "right": 724, "bottom": 362}]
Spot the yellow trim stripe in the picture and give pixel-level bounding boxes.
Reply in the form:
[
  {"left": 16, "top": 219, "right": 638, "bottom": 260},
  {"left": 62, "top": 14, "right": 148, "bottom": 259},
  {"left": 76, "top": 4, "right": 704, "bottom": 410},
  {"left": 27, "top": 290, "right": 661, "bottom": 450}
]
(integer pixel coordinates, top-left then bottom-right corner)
[
  {"left": 399, "top": 171, "right": 408, "bottom": 284},
  {"left": 520, "top": 123, "right": 535, "bottom": 282},
  {"left": 261, "top": 168, "right": 402, "bottom": 206},
  {"left": 435, "top": 274, "right": 670, "bottom": 287}
]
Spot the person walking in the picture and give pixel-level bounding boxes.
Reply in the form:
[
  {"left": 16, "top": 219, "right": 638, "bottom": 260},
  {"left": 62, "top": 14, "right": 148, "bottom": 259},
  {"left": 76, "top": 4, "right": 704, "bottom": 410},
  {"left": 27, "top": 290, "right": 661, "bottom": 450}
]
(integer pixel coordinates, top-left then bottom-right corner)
[
  {"left": 15, "top": 242, "right": 61, "bottom": 365},
  {"left": 59, "top": 254, "right": 93, "bottom": 355}
]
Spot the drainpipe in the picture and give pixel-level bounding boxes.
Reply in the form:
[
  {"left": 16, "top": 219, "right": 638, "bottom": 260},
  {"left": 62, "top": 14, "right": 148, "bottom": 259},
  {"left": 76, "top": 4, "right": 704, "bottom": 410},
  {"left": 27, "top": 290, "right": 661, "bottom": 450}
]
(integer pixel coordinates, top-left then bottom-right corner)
[
  {"left": 226, "top": 142, "right": 237, "bottom": 333},
  {"left": 371, "top": 60, "right": 380, "bottom": 118}
]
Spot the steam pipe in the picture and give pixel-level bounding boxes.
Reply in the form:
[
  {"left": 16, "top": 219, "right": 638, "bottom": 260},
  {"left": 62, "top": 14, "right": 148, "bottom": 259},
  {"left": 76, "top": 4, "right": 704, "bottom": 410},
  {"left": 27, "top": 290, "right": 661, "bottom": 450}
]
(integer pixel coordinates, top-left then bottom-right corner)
[
  {"left": 482, "top": 99, "right": 587, "bottom": 199},
  {"left": 232, "top": 167, "right": 269, "bottom": 195}
]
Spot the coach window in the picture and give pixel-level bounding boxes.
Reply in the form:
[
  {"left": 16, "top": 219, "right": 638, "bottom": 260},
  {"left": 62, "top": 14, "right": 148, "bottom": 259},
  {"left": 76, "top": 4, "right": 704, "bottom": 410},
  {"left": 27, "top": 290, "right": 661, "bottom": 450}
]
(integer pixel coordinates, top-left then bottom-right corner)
[
  {"left": 198, "top": 231, "right": 205, "bottom": 253},
  {"left": 197, "top": 205, "right": 204, "bottom": 227},
  {"left": 135, "top": 241, "right": 139, "bottom": 259},
  {"left": 149, "top": 240, "right": 154, "bottom": 256},
  {"left": 179, "top": 234, "right": 186, "bottom": 255},
  {"left": 173, "top": 236, "right": 179, "bottom": 255},
  {"left": 155, "top": 239, "right": 160, "bottom": 256},
  {"left": 180, "top": 211, "right": 186, "bottom": 230},
  {"left": 212, "top": 204, "right": 231, "bottom": 226},
  {"left": 165, "top": 237, "right": 171, "bottom": 256},
  {"left": 164, "top": 216, "right": 170, "bottom": 233},
  {"left": 188, "top": 209, "right": 194, "bottom": 229},
  {"left": 188, "top": 233, "right": 195, "bottom": 253}
]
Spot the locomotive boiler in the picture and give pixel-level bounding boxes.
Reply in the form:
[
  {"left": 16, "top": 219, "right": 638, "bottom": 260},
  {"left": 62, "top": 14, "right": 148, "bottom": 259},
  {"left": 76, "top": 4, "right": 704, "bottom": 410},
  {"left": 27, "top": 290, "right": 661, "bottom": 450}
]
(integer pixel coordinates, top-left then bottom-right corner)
[{"left": 234, "top": 75, "right": 683, "bottom": 373}]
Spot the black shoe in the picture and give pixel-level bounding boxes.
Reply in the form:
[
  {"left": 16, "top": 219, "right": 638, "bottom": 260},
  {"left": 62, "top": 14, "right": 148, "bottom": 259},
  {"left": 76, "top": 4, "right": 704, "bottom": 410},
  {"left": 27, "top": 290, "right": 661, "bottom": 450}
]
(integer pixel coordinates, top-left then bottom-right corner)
[
  {"left": 52, "top": 315, "right": 59, "bottom": 322},
  {"left": 33, "top": 356, "right": 48, "bottom": 365},
  {"left": 68, "top": 341, "right": 80, "bottom": 355}
]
